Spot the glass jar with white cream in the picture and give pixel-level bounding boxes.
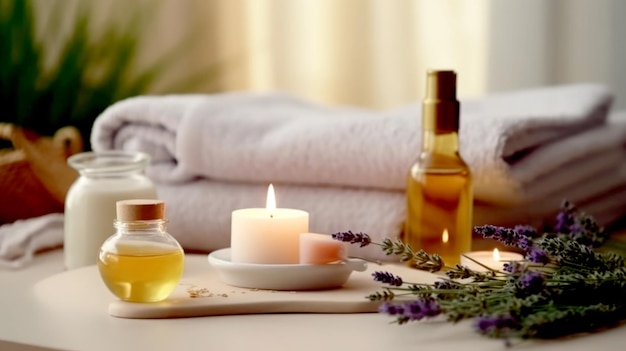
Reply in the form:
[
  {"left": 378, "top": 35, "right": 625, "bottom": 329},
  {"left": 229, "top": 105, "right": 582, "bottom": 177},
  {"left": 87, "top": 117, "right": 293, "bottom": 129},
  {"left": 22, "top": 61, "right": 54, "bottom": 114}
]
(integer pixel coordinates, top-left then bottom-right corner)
[{"left": 64, "top": 151, "right": 157, "bottom": 270}]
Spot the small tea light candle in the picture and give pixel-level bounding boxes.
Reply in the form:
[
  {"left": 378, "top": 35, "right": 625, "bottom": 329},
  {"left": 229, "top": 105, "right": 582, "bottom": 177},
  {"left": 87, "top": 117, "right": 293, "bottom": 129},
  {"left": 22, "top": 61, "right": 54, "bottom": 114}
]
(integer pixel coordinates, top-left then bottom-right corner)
[
  {"left": 461, "top": 249, "right": 523, "bottom": 272},
  {"left": 231, "top": 184, "right": 309, "bottom": 264},
  {"left": 299, "top": 233, "right": 347, "bottom": 264}
]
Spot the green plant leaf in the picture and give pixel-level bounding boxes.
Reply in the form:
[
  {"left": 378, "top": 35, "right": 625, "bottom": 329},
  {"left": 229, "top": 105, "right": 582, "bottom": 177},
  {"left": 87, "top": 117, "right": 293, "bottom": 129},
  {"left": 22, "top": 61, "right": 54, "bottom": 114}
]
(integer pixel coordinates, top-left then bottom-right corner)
[{"left": 1, "top": 0, "right": 220, "bottom": 150}]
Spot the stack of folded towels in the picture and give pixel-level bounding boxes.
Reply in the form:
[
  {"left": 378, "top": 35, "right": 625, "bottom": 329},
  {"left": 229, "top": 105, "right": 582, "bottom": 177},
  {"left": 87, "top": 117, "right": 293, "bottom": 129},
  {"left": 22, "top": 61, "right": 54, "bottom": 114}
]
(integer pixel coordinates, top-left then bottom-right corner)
[
  {"left": 2, "top": 84, "right": 625, "bottom": 265},
  {"left": 88, "top": 84, "right": 626, "bottom": 260}
]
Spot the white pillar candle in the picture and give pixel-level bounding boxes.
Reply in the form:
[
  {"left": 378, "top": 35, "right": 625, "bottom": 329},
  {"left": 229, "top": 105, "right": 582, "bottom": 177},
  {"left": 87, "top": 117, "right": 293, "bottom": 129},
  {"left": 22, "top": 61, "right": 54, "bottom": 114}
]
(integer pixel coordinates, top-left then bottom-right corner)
[
  {"left": 299, "top": 233, "right": 347, "bottom": 264},
  {"left": 231, "top": 185, "right": 309, "bottom": 264},
  {"left": 460, "top": 249, "right": 524, "bottom": 272}
]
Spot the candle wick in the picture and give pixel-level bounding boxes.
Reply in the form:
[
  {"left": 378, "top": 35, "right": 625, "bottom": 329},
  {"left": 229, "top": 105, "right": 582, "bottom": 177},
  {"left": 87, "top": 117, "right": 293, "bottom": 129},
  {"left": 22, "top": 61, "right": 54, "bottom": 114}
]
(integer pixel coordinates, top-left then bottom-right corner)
[{"left": 270, "top": 214, "right": 274, "bottom": 219}]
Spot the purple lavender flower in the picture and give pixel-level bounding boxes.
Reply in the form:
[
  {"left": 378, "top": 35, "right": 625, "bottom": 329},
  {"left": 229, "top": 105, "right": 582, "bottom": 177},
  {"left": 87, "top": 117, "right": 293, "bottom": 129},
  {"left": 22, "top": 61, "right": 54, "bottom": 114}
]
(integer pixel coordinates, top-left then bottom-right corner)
[
  {"left": 372, "top": 271, "right": 403, "bottom": 286},
  {"left": 475, "top": 225, "right": 529, "bottom": 249},
  {"left": 568, "top": 222, "right": 584, "bottom": 235},
  {"left": 474, "top": 314, "right": 518, "bottom": 334},
  {"left": 476, "top": 224, "right": 497, "bottom": 237},
  {"left": 404, "top": 299, "right": 441, "bottom": 320},
  {"left": 517, "top": 236, "right": 533, "bottom": 250},
  {"left": 380, "top": 299, "right": 441, "bottom": 322},
  {"left": 331, "top": 231, "right": 371, "bottom": 247},
  {"left": 518, "top": 271, "right": 545, "bottom": 295},
  {"left": 434, "top": 280, "right": 461, "bottom": 290},
  {"left": 554, "top": 200, "right": 576, "bottom": 234},
  {"left": 475, "top": 317, "right": 494, "bottom": 332},
  {"left": 526, "top": 246, "right": 550, "bottom": 265},
  {"left": 555, "top": 211, "right": 574, "bottom": 234},
  {"left": 514, "top": 225, "right": 538, "bottom": 238},
  {"left": 378, "top": 302, "right": 405, "bottom": 315},
  {"left": 548, "top": 200, "right": 607, "bottom": 247},
  {"left": 503, "top": 261, "right": 524, "bottom": 274}
]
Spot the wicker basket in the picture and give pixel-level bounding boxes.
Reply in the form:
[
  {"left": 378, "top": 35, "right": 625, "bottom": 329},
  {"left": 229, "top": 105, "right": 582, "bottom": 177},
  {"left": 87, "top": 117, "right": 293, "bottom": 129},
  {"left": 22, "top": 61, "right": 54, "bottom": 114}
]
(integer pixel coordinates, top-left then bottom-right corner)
[{"left": 0, "top": 123, "right": 83, "bottom": 224}]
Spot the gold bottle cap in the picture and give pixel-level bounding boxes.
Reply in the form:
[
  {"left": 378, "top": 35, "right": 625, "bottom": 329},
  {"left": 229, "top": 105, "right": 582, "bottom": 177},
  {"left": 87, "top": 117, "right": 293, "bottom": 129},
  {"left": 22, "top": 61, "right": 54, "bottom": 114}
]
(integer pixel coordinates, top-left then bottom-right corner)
[
  {"left": 116, "top": 199, "right": 165, "bottom": 221},
  {"left": 425, "top": 70, "right": 456, "bottom": 101},
  {"left": 423, "top": 69, "right": 459, "bottom": 133}
]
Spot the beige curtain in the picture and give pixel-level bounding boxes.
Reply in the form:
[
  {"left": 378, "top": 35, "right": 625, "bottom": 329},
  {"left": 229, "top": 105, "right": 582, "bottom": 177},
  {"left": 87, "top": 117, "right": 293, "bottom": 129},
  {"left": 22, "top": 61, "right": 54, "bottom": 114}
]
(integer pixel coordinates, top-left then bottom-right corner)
[
  {"left": 37, "top": 0, "right": 625, "bottom": 110},
  {"left": 184, "top": 0, "right": 626, "bottom": 110},
  {"left": 195, "top": 0, "right": 489, "bottom": 109}
]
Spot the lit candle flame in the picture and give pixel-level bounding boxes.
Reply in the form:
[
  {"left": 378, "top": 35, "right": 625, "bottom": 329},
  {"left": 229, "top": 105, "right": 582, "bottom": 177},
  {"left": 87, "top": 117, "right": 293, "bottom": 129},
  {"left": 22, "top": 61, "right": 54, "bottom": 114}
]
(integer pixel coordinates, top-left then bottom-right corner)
[
  {"left": 493, "top": 248, "right": 501, "bottom": 262},
  {"left": 441, "top": 229, "right": 449, "bottom": 243},
  {"left": 266, "top": 184, "right": 276, "bottom": 216}
]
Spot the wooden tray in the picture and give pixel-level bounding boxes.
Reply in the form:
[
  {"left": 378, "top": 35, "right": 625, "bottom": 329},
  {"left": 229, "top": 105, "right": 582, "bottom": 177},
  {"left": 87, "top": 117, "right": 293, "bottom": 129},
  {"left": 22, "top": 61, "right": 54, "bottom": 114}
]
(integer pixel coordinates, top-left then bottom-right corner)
[{"left": 32, "top": 254, "right": 439, "bottom": 319}]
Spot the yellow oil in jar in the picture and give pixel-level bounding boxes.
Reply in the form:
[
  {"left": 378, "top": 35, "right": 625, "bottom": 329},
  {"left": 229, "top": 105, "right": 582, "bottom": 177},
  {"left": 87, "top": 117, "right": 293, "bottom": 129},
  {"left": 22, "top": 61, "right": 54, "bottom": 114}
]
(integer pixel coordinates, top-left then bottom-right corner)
[{"left": 98, "top": 242, "right": 184, "bottom": 302}]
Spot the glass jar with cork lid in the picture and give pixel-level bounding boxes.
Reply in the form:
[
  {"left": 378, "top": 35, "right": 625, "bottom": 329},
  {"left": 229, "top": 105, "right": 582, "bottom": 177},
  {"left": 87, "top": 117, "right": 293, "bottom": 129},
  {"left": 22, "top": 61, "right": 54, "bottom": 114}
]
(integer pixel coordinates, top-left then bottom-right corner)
[{"left": 98, "top": 199, "right": 184, "bottom": 303}]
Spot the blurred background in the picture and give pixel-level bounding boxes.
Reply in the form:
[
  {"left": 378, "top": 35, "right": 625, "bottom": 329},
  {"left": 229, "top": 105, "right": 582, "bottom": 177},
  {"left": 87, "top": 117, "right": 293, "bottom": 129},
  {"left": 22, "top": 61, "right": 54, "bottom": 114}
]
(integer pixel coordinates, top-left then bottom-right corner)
[
  {"left": 2, "top": 0, "right": 626, "bottom": 146},
  {"left": 184, "top": 0, "right": 626, "bottom": 110},
  {"left": 1, "top": 0, "right": 625, "bottom": 256}
]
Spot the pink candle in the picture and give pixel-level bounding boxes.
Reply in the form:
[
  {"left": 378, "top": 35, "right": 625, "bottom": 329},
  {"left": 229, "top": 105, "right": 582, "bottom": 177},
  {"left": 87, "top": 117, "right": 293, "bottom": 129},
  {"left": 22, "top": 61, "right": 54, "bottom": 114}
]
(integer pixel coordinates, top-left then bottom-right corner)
[{"left": 299, "top": 233, "right": 346, "bottom": 264}]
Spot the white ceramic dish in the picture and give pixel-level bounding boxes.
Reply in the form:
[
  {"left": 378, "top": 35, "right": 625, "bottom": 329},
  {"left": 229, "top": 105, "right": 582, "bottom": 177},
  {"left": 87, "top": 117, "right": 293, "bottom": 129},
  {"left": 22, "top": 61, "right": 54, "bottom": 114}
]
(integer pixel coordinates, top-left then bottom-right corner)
[{"left": 207, "top": 248, "right": 367, "bottom": 291}]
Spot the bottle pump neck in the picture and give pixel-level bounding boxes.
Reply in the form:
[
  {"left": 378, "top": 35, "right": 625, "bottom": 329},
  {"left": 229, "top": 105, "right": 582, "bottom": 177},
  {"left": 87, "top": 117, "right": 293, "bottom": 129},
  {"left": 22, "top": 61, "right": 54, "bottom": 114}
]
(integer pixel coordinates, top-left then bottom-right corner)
[{"left": 422, "top": 70, "right": 460, "bottom": 154}]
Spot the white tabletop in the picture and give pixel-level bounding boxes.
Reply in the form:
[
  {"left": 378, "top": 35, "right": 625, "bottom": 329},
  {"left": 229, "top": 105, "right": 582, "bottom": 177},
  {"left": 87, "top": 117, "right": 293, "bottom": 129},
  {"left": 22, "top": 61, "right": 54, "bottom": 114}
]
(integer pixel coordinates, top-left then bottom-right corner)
[{"left": 1, "top": 249, "right": 625, "bottom": 351}]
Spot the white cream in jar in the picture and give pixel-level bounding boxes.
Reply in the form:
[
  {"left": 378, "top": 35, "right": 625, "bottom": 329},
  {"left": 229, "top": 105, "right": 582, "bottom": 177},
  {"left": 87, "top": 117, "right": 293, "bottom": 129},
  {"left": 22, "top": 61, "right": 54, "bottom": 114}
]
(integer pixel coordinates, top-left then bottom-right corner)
[{"left": 64, "top": 151, "right": 157, "bottom": 269}]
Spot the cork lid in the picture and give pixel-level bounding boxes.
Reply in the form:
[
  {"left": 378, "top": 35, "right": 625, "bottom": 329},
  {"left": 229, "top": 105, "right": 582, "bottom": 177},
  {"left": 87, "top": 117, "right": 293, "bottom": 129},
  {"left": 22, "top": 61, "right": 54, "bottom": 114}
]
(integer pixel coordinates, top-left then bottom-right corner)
[{"left": 116, "top": 199, "right": 165, "bottom": 221}]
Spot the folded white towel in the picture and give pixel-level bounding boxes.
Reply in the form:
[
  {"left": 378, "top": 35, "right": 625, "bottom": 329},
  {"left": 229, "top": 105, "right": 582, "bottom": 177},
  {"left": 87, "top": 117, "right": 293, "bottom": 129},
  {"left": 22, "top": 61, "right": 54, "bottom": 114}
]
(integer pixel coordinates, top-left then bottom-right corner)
[
  {"left": 84, "top": 85, "right": 626, "bottom": 262},
  {"left": 1, "top": 176, "right": 622, "bottom": 267},
  {"left": 91, "top": 84, "right": 613, "bottom": 205},
  {"left": 156, "top": 181, "right": 404, "bottom": 261},
  {"left": 3, "top": 104, "right": 624, "bottom": 267},
  {"left": 510, "top": 111, "right": 626, "bottom": 202},
  {"left": 0, "top": 213, "right": 63, "bottom": 269},
  {"left": 155, "top": 174, "right": 626, "bottom": 262},
  {"left": 151, "top": 109, "right": 626, "bottom": 259},
  {"left": 474, "top": 187, "right": 626, "bottom": 230}
]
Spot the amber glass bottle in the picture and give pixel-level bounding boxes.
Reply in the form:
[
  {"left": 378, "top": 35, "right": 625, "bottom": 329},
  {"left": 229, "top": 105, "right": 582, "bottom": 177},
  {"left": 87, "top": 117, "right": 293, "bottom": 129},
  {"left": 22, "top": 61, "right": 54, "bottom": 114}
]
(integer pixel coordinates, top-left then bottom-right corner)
[{"left": 404, "top": 70, "right": 472, "bottom": 266}]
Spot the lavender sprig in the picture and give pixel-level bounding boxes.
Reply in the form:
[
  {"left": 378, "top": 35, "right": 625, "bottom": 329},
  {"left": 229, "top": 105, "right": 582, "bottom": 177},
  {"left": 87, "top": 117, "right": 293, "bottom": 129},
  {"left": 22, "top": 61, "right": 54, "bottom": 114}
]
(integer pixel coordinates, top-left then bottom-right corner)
[
  {"left": 372, "top": 271, "right": 403, "bottom": 286},
  {"left": 335, "top": 201, "right": 626, "bottom": 343},
  {"left": 477, "top": 200, "right": 610, "bottom": 252},
  {"left": 331, "top": 231, "right": 446, "bottom": 272},
  {"left": 379, "top": 299, "right": 442, "bottom": 325},
  {"left": 331, "top": 230, "right": 371, "bottom": 247}
]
